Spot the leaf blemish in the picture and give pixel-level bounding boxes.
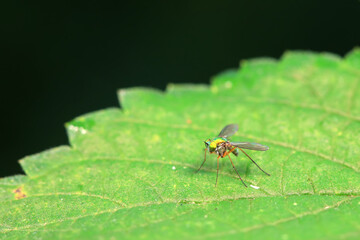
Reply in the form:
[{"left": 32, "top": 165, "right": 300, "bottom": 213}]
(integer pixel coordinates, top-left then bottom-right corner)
[
  {"left": 151, "top": 134, "right": 161, "bottom": 143},
  {"left": 68, "top": 125, "right": 88, "bottom": 135},
  {"left": 13, "top": 187, "right": 27, "bottom": 200}
]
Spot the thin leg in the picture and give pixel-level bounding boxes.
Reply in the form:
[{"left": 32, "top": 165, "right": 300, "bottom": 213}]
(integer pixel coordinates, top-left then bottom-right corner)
[
  {"left": 228, "top": 154, "right": 247, "bottom": 187},
  {"left": 238, "top": 148, "right": 270, "bottom": 176},
  {"left": 196, "top": 148, "right": 208, "bottom": 173},
  {"left": 222, "top": 147, "right": 236, "bottom": 158},
  {"left": 215, "top": 155, "right": 220, "bottom": 187}
]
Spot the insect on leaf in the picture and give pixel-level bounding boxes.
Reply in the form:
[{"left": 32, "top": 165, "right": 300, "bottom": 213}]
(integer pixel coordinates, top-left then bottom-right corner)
[{"left": 1, "top": 49, "right": 360, "bottom": 239}]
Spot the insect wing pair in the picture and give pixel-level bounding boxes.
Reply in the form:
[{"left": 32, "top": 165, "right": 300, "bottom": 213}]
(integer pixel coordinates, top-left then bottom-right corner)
[{"left": 217, "top": 124, "right": 269, "bottom": 151}]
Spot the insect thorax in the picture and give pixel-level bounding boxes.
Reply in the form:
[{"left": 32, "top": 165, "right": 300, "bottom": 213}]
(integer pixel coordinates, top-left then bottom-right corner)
[
  {"left": 212, "top": 137, "right": 227, "bottom": 143},
  {"left": 208, "top": 137, "right": 227, "bottom": 151}
]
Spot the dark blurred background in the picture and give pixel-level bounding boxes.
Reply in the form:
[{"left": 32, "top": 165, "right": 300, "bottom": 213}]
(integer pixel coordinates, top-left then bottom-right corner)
[{"left": 1, "top": 0, "right": 359, "bottom": 178}]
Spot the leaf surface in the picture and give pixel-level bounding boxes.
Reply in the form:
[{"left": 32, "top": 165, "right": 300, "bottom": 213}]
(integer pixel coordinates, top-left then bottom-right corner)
[{"left": 1, "top": 49, "right": 360, "bottom": 240}]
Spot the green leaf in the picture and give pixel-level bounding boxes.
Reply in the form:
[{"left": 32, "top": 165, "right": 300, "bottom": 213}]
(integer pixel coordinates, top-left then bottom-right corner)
[{"left": 2, "top": 49, "right": 360, "bottom": 240}]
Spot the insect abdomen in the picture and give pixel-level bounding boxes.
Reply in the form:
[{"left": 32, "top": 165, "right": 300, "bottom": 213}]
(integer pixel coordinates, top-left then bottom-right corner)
[{"left": 232, "top": 148, "right": 239, "bottom": 156}]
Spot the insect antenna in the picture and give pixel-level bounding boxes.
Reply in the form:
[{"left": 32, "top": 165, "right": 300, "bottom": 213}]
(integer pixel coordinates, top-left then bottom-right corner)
[{"left": 238, "top": 148, "right": 270, "bottom": 176}]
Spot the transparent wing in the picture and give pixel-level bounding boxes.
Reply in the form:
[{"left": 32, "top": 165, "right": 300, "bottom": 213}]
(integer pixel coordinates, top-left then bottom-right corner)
[
  {"left": 217, "top": 124, "right": 239, "bottom": 138},
  {"left": 230, "top": 142, "right": 269, "bottom": 151}
]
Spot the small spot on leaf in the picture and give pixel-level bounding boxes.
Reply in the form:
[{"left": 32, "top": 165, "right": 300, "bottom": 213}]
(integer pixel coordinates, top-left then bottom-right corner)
[
  {"left": 151, "top": 134, "right": 161, "bottom": 143},
  {"left": 12, "top": 187, "right": 27, "bottom": 200}
]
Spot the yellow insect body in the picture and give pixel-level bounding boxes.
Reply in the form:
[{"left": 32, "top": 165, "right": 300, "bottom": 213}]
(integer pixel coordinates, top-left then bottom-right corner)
[{"left": 209, "top": 138, "right": 226, "bottom": 150}]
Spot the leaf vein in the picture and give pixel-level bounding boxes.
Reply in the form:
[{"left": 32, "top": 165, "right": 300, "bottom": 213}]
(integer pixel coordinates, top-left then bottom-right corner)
[
  {"left": 195, "top": 196, "right": 358, "bottom": 239},
  {"left": 2, "top": 193, "right": 359, "bottom": 233}
]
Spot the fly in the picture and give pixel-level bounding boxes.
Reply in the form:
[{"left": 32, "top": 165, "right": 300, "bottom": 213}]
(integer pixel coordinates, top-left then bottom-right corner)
[{"left": 196, "top": 124, "right": 270, "bottom": 187}]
